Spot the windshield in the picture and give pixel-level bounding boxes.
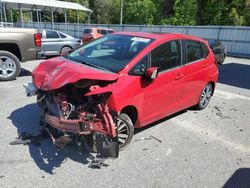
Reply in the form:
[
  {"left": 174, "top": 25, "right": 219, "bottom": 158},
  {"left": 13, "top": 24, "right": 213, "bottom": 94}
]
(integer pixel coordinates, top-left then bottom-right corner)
[{"left": 68, "top": 34, "right": 153, "bottom": 72}]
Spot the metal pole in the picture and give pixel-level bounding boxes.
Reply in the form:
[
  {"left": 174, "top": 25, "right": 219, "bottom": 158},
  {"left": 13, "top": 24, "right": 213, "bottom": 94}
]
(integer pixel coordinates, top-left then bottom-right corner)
[
  {"left": 10, "top": 9, "right": 13, "bottom": 24},
  {"left": 30, "top": 10, "right": 33, "bottom": 28},
  {"left": 39, "top": 10, "right": 42, "bottom": 25},
  {"left": 120, "top": 0, "right": 123, "bottom": 25},
  {"left": 0, "top": 2, "right": 3, "bottom": 24},
  {"left": 18, "top": 4, "right": 23, "bottom": 28},
  {"left": 36, "top": 8, "right": 39, "bottom": 28},
  {"left": 18, "top": 3, "right": 23, "bottom": 27},
  {"left": 77, "top": 10, "right": 79, "bottom": 38},
  {"left": 88, "top": 12, "right": 91, "bottom": 24},
  {"left": 3, "top": 3, "right": 7, "bottom": 23},
  {"left": 51, "top": 8, "right": 54, "bottom": 30},
  {"left": 64, "top": 9, "right": 67, "bottom": 32}
]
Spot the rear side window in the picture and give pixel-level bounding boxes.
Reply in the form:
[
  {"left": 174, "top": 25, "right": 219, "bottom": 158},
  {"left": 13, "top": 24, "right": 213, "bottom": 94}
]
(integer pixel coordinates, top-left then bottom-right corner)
[
  {"left": 201, "top": 42, "right": 209, "bottom": 58},
  {"left": 185, "top": 40, "right": 203, "bottom": 63},
  {"left": 59, "top": 32, "right": 67, "bottom": 38},
  {"left": 84, "top": 29, "right": 92, "bottom": 34},
  {"left": 151, "top": 40, "right": 181, "bottom": 72},
  {"left": 107, "top": 30, "right": 114, "bottom": 34},
  {"left": 99, "top": 30, "right": 107, "bottom": 35},
  {"left": 46, "top": 31, "right": 59, "bottom": 39}
]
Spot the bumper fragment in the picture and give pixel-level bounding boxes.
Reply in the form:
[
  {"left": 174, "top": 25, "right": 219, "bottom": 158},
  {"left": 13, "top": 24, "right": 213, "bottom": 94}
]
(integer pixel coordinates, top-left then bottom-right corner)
[
  {"left": 45, "top": 113, "right": 91, "bottom": 134},
  {"left": 23, "top": 83, "right": 38, "bottom": 97}
]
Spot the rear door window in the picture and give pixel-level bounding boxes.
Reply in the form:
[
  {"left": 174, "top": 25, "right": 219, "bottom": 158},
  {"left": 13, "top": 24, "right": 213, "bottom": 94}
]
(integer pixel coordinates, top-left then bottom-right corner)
[
  {"left": 84, "top": 29, "right": 93, "bottom": 34},
  {"left": 59, "top": 32, "right": 67, "bottom": 38},
  {"left": 185, "top": 40, "right": 204, "bottom": 63},
  {"left": 201, "top": 42, "right": 209, "bottom": 58},
  {"left": 151, "top": 40, "right": 182, "bottom": 72},
  {"left": 100, "top": 30, "right": 108, "bottom": 35},
  {"left": 107, "top": 30, "right": 114, "bottom": 34},
  {"left": 46, "top": 31, "right": 60, "bottom": 39}
]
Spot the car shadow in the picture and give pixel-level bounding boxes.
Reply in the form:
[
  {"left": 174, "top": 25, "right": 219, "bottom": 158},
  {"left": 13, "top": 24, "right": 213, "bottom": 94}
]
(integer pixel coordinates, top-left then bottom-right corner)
[
  {"left": 218, "top": 63, "right": 250, "bottom": 89},
  {"left": 8, "top": 103, "right": 93, "bottom": 174},
  {"left": 18, "top": 68, "right": 32, "bottom": 77},
  {"left": 223, "top": 168, "right": 250, "bottom": 188}
]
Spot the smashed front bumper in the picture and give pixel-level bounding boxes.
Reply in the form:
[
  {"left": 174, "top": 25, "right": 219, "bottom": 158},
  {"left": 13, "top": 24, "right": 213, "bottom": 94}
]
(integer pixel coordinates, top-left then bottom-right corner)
[{"left": 45, "top": 113, "right": 91, "bottom": 135}]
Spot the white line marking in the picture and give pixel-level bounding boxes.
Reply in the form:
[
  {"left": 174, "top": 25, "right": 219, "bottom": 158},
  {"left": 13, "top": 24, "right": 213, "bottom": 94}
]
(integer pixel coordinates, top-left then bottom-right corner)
[{"left": 214, "top": 89, "right": 250, "bottom": 101}]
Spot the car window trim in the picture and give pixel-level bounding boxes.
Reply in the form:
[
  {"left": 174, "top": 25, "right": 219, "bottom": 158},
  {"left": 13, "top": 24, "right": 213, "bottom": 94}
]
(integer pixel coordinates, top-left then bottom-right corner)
[{"left": 201, "top": 42, "right": 210, "bottom": 59}]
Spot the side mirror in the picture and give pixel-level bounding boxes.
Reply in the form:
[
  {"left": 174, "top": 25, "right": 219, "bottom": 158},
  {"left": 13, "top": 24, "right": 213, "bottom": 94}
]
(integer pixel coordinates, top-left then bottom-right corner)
[{"left": 145, "top": 67, "right": 159, "bottom": 80}]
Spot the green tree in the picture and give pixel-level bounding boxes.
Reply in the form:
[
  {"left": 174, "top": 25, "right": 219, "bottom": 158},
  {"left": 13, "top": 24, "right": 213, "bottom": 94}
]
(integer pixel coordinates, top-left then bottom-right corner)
[
  {"left": 123, "top": 0, "right": 157, "bottom": 24},
  {"left": 161, "top": 0, "right": 197, "bottom": 25},
  {"left": 197, "top": 0, "right": 228, "bottom": 25},
  {"left": 88, "top": 0, "right": 112, "bottom": 24}
]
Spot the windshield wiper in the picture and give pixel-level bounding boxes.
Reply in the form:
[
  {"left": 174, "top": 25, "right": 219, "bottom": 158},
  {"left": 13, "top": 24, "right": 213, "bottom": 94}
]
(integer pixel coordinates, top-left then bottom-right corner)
[{"left": 80, "top": 61, "right": 112, "bottom": 72}]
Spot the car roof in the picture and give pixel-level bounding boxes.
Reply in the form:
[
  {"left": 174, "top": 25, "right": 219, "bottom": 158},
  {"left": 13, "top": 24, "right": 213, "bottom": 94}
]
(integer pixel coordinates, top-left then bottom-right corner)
[
  {"left": 84, "top": 27, "right": 113, "bottom": 31},
  {"left": 42, "top": 29, "right": 75, "bottom": 38},
  {"left": 113, "top": 31, "right": 207, "bottom": 43}
]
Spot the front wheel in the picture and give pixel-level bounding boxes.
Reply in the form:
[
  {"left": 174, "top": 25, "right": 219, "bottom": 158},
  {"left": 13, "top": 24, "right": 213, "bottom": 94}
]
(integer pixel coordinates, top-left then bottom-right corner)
[
  {"left": 0, "top": 51, "right": 21, "bottom": 81},
  {"left": 117, "top": 113, "right": 134, "bottom": 150},
  {"left": 194, "top": 83, "right": 213, "bottom": 110}
]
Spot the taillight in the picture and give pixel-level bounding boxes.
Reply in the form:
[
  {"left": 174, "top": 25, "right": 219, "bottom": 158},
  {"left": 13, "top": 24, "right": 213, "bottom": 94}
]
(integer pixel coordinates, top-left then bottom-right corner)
[{"left": 34, "top": 33, "right": 41, "bottom": 47}]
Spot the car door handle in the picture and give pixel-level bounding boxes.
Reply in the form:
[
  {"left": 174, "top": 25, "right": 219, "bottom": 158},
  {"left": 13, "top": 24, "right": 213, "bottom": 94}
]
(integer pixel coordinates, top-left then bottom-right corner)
[{"left": 175, "top": 74, "right": 184, "bottom": 80}]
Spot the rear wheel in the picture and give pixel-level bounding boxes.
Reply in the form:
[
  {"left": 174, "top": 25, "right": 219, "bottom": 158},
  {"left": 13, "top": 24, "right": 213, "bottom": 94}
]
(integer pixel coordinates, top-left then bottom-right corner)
[
  {"left": 0, "top": 51, "right": 21, "bottom": 81},
  {"left": 117, "top": 113, "right": 134, "bottom": 150},
  {"left": 218, "top": 53, "right": 226, "bottom": 65},
  {"left": 194, "top": 83, "right": 213, "bottom": 110},
  {"left": 60, "top": 46, "right": 72, "bottom": 55}
]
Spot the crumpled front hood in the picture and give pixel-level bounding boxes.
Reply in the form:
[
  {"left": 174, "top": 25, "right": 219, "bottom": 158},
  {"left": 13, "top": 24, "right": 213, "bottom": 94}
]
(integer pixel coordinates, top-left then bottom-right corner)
[{"left": 32, "top": 57, "right": 119, "bottom": 91}]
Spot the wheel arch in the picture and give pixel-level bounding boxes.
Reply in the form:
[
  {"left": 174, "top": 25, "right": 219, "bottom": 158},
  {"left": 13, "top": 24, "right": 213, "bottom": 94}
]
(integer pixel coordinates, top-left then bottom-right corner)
[
  {"left": 61, "top": 45, "right": 73, "bottom": 50},
  {"left": 0, "top": 43, "right": 21, "bottom": 61},
  {"left": 208, "top": 81, "right": 216, "bottom": 96},
  {"left": 120, "top": 105, "right": 138, "bottom": 126}
]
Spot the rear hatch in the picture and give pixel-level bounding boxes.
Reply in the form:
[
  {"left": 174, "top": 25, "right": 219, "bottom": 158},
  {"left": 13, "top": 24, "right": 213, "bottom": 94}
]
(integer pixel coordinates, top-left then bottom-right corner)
[{"left": 82, "top": 29, "right": 93, "bottom": 42}]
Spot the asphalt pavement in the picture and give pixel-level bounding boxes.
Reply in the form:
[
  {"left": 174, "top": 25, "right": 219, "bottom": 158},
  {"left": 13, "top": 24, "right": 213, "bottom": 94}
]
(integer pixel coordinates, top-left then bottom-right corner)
[{"left": 0, "top": 57, "right": 250, "bottom": 188}]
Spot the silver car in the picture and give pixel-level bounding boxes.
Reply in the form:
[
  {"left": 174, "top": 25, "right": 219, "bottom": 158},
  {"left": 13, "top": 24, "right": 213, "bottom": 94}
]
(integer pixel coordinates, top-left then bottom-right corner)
[{"left": 41, "top": 29, "right": 81, "bottom": 57}]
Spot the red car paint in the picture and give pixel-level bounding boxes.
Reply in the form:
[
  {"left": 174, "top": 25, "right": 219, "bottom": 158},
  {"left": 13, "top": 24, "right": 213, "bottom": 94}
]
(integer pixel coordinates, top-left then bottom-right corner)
[
  {"left": 32, "top": 32, "right": 218, "bottom": 144},
  {"left": 33, "top": 58, "right": 118, "bottom": 91}
]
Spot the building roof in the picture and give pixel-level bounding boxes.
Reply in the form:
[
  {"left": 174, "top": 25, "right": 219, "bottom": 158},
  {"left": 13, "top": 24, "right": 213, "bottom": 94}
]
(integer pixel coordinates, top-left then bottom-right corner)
[{"left": 1, "top": 0, "right": 92, "bottom": 12}]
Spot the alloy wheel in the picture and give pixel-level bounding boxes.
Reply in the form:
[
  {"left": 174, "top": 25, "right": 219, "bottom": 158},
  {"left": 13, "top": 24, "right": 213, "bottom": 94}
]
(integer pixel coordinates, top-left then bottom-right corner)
[
  {"left": 200, "top": 84, "right": 213, "bottom": 108},
  {"left": 117, "top": 118, "right": 130, "bottom": 147},
  {"left": 0, "top": 56, "right": 17, "bottom": 79}
]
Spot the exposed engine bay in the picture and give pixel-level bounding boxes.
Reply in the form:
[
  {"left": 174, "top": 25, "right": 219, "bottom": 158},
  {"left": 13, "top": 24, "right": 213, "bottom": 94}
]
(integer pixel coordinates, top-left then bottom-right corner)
[{"left": 25, "top": 79, "right": 120, "bottom": 158}]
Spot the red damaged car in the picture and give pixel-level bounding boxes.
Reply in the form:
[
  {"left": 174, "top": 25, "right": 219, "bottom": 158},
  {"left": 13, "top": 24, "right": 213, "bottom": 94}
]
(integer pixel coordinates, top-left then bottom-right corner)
[{"left": 25, "top": 32, "right": 218, "bottom": 157}]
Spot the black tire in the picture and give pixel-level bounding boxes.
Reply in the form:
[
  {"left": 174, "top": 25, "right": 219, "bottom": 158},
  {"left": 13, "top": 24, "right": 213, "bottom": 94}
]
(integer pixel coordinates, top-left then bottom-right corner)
[
  {"left": 218, "top": 53, "right": 226, "bottom": 65},
  {"left": 194, "top": 83, "right": 213, "bottom": 110},
  {"left": 0, "top": 50, "right": 21, "bottom": 81},
  {"left": 60, "top": 46, "right": 72, "bottom": 55},
  {"left": 117, "top": 113, "right": 134, "bottom": 150}
]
